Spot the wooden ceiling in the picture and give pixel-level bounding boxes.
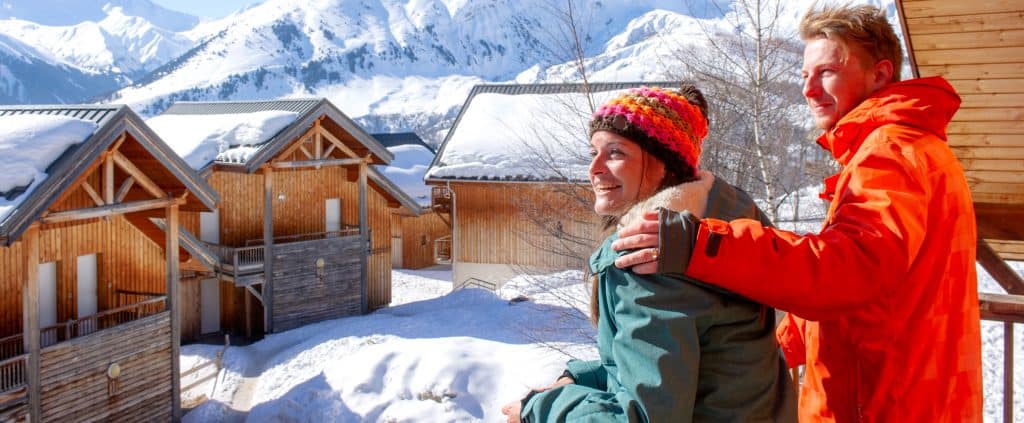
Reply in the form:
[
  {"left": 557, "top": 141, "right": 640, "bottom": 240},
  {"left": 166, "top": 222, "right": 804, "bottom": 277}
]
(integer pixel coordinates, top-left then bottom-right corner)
[{"left": 897, "top": 0, "right": 1024, "bottom": 258}]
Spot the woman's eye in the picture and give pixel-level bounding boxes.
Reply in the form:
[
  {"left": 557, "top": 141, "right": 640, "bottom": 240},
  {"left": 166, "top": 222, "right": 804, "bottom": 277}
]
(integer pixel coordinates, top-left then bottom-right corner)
[
  {"left": 588, "top": 150, "right": 597, "bottom": 157},
  {"left": 609, "top": 149, "right": 624, "bottom": 158}
]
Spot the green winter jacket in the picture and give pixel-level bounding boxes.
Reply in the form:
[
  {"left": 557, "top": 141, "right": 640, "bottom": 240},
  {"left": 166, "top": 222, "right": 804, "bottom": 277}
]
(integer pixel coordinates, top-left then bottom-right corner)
[{"left": 521, "top": 173, "right": 797, "bottom": 423}]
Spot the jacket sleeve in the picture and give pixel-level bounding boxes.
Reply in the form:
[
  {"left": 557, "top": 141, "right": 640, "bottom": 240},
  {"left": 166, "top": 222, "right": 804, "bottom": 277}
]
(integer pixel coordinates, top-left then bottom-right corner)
[
  {"left": 564, "top": 359, "right": 606, "bottom": 390},
  {"left": 684, "top": 131, "right": 930, "bottom": 321},
  {"left": 522, "top": 295, "right": 702, "bottom": 422},
  {"left": 776, "top": 313, "right": 806, "bottom": 368}
]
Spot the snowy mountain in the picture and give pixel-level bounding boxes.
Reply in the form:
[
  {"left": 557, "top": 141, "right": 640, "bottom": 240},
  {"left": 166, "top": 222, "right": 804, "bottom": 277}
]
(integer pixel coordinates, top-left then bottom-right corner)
[
  {"left": 0, "top": 0, "right": 198, "bottom": 31},
  {"left": 0, "top": 0, "right": 199, "bottom": 102},
  {"left": 0, "top": 32, "right": 122, "bottom": 103},
  {"left": 2, "top": 0, "right": 895, "bottom": 144},
  {"left": 106, "top": 0, "right": 730, "bottom": 142}
]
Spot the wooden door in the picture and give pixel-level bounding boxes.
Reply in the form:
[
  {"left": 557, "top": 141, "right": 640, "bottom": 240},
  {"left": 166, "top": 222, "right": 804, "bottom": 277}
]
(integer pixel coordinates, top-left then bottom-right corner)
[
  {"left": 326, "top": 198, "right": 341, "bottom": 232},
  {"left": 39, "top": 262, "right": 57, "bottom": 327},
  {"left": 200, "top": 209, "right": 220, "bottom": 244},
  {"left": 200, "top": 278, "right": 220, "bottom": 334}
]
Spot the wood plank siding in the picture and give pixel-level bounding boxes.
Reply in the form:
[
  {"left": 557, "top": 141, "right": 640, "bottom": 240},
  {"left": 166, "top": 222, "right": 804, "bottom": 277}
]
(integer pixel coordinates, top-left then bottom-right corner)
[
  {"left": 449, "top": 182, "right": 597, "bottom": 269},
  {"left": 901, "top": 1, "right": 1024, "bottom": 205},
  {"left": 898, "top": 0, "right": 1024, "bottom": 257},
  {"left": 397, "top": 212, "right": 450, "bottom": 269},
  {"left": 38, "top": 312, "right": 172, "bottom": 421},
  {"left": 1, "top": 175, "right": 170, "bottom": 338},
  {"left": 271, "top": 236, "right": 362, "bottom": 331}
]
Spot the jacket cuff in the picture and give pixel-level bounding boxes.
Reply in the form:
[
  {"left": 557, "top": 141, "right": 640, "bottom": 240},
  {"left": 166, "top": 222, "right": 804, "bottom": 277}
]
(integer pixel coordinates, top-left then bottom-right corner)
[{"left": 657, "top": 208, "right": 697, "bottom": 274}]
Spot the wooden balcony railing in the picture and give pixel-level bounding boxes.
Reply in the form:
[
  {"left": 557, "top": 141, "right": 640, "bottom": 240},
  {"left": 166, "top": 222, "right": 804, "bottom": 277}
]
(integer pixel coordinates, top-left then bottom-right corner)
[
  {"left": 243, "top": 227, "right": 360, "bottom": 247},
  {"left": 979, "top": 292, "right": 1023, "bottom": 423},
  {"left": 34, "top": 297, "right": 167, "bottom": 348},
  {"left": 0, "top": 355, "right": 26, "bottom": 397},
  {"left": 0, "top": 335, "right": 22, "bottom": 362}
]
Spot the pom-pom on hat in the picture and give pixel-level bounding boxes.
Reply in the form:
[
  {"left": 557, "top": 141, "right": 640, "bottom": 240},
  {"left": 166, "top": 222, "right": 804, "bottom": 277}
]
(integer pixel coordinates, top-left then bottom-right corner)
[{"left": 589, "top": 85, "right": 709, "bottom": 181}]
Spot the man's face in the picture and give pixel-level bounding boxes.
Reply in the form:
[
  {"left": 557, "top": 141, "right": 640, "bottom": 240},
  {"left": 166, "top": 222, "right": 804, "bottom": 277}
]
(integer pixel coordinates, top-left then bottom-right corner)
[{"left": 801, "top": 37, "right": 882, "bottom": 130}]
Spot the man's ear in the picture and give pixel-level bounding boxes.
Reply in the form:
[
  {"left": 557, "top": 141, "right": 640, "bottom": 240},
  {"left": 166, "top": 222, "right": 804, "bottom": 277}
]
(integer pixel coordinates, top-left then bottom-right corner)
[{"left": 872, "top": 59, "right": 895, "bottom": 90}]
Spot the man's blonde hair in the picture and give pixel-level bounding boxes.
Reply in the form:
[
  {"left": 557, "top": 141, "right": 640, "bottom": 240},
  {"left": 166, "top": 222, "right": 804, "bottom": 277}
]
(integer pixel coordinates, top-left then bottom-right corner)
[{"left": 799, "top": 3, "right": 903, "bottom": 81}]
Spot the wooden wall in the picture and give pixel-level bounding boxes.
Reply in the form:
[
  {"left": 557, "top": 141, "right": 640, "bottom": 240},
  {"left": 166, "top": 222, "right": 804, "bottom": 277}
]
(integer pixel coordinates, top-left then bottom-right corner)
[
  {"left": 398, "top": 212, "right": 451, "bottom": 269},
  {"left": 206, "top": 164, "right": 396, "bottom": 328},
  {"left": 901, "top": 0, "right": 1024, "bottom": 205},
  {"left": 449, "top": 182, "right": 597, "bottom": 270},
  {"left": 38, "top": 312, "right": 171, "bottom": 421},
  {"left": 271, "top": 236, "right": 362, "bottom": 332},
  {"left": 1, "top": 173, "right": 170, "bottom": 338}
]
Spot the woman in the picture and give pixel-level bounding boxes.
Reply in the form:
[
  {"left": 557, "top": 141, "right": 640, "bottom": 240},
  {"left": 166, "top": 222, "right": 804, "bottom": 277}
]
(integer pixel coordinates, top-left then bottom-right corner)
[{"left": 502, "top": 85, "right": 796, "bottom": 422}]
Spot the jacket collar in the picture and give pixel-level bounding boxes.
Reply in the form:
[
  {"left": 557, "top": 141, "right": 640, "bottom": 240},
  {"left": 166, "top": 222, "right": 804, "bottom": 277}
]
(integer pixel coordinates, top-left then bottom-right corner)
[
  {"left": 619, "top": 170, "right": 715, "bottom": 228},
  {"left": 816, "top": 76, "right": 961, "bottom": 166}
]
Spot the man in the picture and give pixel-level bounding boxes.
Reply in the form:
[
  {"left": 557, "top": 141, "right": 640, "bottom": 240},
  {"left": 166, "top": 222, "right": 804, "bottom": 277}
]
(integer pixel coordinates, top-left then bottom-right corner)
[{"left": 612, "top": 4, "right": 982, "bottom": 422}]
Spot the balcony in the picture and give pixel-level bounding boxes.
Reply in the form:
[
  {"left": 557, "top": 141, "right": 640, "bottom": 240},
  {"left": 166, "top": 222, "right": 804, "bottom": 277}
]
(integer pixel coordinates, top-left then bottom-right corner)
[{"left": 203, "top": 227, "right": 361, "bottom": 286}]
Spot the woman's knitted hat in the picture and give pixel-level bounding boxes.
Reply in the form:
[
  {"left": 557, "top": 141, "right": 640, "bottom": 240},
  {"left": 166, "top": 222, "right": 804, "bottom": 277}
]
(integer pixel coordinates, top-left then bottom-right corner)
[{"left": 589, "top": 85, "right": 709, "bottom": 180}]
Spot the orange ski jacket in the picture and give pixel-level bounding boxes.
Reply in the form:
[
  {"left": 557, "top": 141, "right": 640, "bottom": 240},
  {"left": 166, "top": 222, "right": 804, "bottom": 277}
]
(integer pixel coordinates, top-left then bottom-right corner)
[{"left": 684, "top": 76, "right": 982, "bottom": 422}]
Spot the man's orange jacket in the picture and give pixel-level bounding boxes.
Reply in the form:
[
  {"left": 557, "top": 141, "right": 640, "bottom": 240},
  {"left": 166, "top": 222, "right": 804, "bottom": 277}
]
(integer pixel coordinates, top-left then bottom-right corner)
[{"left": 684, "top": 76, "right": 982, "bottom": 422}]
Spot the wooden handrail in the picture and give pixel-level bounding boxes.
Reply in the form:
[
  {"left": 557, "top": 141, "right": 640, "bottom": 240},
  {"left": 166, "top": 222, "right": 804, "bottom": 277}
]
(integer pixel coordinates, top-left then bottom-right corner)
[
  {"left": 979, "top": 292, "right": 1024, "bottom": 323},
  {"left": 0, "top": 354, "right": 27, "bottom": 394}
]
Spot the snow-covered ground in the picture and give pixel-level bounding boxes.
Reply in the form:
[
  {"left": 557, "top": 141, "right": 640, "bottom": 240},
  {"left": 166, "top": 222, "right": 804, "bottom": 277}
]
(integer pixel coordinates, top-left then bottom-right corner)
[{"left": 181, "top": 264, "right": 1023, "bottom": 422}]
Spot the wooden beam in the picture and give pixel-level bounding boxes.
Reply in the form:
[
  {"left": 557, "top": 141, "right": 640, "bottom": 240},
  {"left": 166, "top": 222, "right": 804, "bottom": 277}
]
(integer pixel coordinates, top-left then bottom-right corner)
[
  {"left": 104, "top": 153, "right": 114, "bottom": 205},
  {"left": 22, "top": 224, "right": 40, "bottom": 422},
  {"left": 271, "top": 157, "right": 365, "bottom": 169},
  {"left": 245, "top": 285, "right": 264, "bottom": 304},
  {"left": 275, "top": 125, "right": 320, "bottom": 162},
  {"left": 115, "top": 177, "right": 135, "bottom": 203},
  {"left": 977, "top": 238, "right": 1024, "bottom": 295},
  {"left": 165, "top": 204, "right": 182, "bottom": 421},
  {"left": 314, "top": 119, "right": 322, "bottom": 160},
  {"left": 298, "top": 144, "right": 314, "bottom": 160},
  {"left": 111, "top": 150, "right": 167, "bottom": 199},
  {"left": 81, "top": 181, "right": 104, "bottom": 207},
  {"left": 323, "top": 143, "right": 337, "bottom": 159},
  {"left": 320, "top": 128, "right": 360, "bottom": 159},
  {"left": 359, "top": 161, "right": 368, "bottom": 314},
  {"left": 263, "top": 166, "right": 274, "bottom": 333},
  {"left": 41, "top": 197, "right": 184, "bottom": 224},
  {"left": 109, "top": 134, "right": 126, "bottom": 153}
]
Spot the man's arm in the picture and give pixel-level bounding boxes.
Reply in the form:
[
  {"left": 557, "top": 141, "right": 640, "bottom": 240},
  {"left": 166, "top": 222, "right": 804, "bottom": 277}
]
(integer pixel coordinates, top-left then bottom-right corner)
[{"left": 616, "top": 134, "right": 930, "bottom": 321}]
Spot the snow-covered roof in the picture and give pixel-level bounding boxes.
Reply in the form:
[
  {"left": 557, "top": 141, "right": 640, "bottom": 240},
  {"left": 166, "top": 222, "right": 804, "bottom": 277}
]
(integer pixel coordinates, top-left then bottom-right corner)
[
  {"left": 426, "top": 82, "right": 677, "bottom": 182},
  {"left": 0, "top": 104, "right": 218, "bottom": 245},
  {"left": 0, "top": 114, "right": 97, "bottom": 222},
  {"left": 149, "top": 99, "right": 394, "bottom": 172},
  {"left": 147, "top": 110, "right": 299, "bottom": 169},
  {"left": 373, "top": 133, "right": 435, "bottom": 208}
]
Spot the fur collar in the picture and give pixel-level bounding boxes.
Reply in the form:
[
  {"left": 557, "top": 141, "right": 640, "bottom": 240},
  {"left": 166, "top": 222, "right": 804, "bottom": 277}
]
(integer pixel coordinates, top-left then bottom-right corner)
[{"left": 619, "top": 170, "right": 715, "bottom": 228}]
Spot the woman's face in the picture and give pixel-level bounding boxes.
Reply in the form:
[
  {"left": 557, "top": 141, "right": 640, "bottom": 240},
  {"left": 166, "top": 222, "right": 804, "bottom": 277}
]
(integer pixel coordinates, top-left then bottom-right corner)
[{"left": 588, "top": 131, "right": 666, "bottom": 215}]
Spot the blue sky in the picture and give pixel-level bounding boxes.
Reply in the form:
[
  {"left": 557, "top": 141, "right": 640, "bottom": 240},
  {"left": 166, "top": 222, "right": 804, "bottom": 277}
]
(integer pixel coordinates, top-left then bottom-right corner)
[{"left": 151, "top": 0, "right": 262, "bottom": 18}]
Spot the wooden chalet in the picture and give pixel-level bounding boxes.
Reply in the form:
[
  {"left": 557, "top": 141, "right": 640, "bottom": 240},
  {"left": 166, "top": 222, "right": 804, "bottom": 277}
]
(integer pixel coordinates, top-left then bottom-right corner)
[
  {"left": 148, "top": 99, "right": 420, "bottom": 339},
  {"left": 425, "top": 83, "right": 676, "bottom": 289},
  {"left": 0, "top": 105, "right": 218, "bottom": 422},
  {"left": 372, "top": 133, "right": 451, "bottom": 270},
  {"left": 895, "top": 1, "right": 1024, "bottom": 419}
]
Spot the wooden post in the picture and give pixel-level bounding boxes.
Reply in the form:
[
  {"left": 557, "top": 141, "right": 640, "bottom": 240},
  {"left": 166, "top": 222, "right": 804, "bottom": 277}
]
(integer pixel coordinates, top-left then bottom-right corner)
[
  {"left": 263, "top": 166, "right": 274, "bottom": 333},
  {"left": 314, "top": 119, "right": 322, "bottom": 160},
  {"left": 244, "top": 288, "right": 252, "bottom": 339},
  {"left": 22, "top": 225, "right": 41, "bottom": 421},
  {"left": 104, "top": 153, "right": 114, "bottom": 205},
  {"left": 358, "top": 161, "right": 368, "bottom": 314},
  {"left": 166, "top": 203, "right": 181, "bottom": 421},
  {"left": 1006, "top": 321, "right": 1014, "bottom": 423}
]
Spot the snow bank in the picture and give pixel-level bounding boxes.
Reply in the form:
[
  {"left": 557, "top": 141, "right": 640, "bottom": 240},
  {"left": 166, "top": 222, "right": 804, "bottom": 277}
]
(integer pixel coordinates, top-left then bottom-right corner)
[
  {"left": 146, "top": 110, "right": 298, "bottom": 169},
  {"left": 182, "top": 264, "right": 1021, "bottom": 423},
  {"left": 0, "top": 114, "right": 96, "bottom": 222}
]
